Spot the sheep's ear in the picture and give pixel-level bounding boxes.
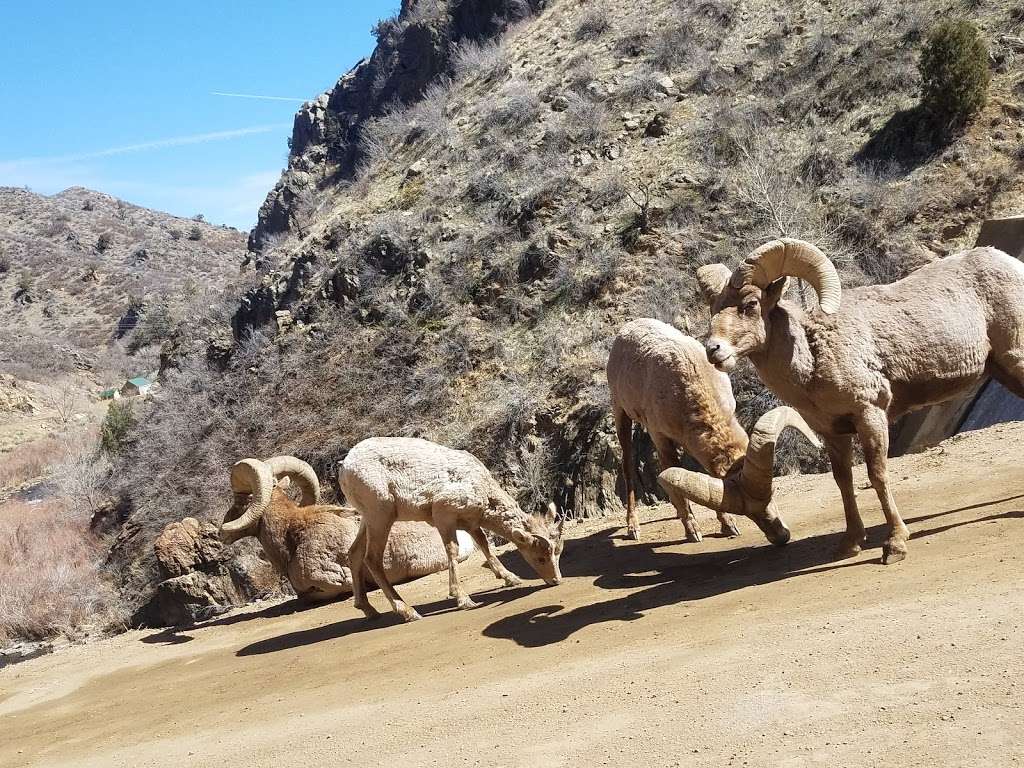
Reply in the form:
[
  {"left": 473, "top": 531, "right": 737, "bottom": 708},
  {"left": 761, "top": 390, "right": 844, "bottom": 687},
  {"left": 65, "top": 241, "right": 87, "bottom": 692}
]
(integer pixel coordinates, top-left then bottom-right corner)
[
  {"left": 696, "top": 264, "right": 732, "bottom": 304},
  {"left": 763, "top": 276, "right": 790, "bottom": 308},
  {"left": 510, "top": 529, "right": 533, "bottom": 547},
  {"left": 276, "top": 476, "right": 292, "bottom": 491},
  {"left": 545, "top": 501, "right": 557, "bottom": 522}
]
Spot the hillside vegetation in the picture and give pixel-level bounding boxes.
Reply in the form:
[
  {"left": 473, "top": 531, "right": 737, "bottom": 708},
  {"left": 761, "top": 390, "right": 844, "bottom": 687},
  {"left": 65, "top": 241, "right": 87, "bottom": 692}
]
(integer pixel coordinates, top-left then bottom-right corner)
[
  {"left": 0, "top": 186, "right": 246, "bottom": 383},
  {"left": 87, "top": 0, "right": 1024, "bottom": 622}
]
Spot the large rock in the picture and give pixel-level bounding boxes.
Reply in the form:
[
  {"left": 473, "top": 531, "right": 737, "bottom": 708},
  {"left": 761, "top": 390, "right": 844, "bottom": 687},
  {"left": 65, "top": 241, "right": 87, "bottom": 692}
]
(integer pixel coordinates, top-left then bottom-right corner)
[
  {"left": 153, "top": 572, "right": 238, "bottom": 626},
  {"left": 147, "top": 519, "right": 287, "bottom": 626},
  {"left": 153, "top": 517, "right": 222, "bottom": 579}
]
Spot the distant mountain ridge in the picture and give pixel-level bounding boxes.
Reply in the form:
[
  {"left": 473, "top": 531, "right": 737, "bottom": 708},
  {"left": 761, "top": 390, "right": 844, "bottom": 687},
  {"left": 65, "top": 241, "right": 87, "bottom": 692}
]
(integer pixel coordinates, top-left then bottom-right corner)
[{"left": 0, "top": 185, "right": 246, "bottom": 368}]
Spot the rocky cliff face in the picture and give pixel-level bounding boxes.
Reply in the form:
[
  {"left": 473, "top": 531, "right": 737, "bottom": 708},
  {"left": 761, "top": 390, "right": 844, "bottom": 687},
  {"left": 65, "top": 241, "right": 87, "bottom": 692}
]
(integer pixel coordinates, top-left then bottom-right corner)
[{"left": 250, "top": 0, "right": 546, "bottom": 251}]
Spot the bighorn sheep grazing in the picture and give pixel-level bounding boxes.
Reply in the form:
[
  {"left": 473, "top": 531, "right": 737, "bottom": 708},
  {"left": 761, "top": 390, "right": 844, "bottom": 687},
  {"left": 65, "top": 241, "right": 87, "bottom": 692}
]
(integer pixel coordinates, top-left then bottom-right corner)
[
  {"left": 608, "top": 318, "right": 746, "bottom": 542},
  {"left": 658, "top": 406, "right": 821, "bottom": 539},
  {"left": 219, "top": 456, "right": 473, "bottom": 601},
  {"left": 699, "top": 238, "right": 1024, "bottom": 563},
  {"left": 340, "top": 437, "right": 564, "bottom": 623}
]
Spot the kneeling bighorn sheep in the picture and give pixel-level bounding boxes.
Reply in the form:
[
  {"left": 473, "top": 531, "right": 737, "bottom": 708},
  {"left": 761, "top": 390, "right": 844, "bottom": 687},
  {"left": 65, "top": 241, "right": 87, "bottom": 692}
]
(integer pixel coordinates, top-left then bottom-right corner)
[
  {"left": 219, "top": 456, "right": 473, "bottom": 601},
  {"left": 341, "top": 437, "right": 564, "bottom": 622},
  {"left": 699, "top": 239, "right": 1024, "bottom": 563},
  {"left": 609, "top": 318, "right": 746, "bottom": 542}
]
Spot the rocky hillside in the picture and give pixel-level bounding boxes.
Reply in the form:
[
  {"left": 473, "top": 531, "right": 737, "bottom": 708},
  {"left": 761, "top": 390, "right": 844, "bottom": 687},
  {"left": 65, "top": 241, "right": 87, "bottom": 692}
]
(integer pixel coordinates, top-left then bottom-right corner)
[
  {"left": 105, "top": 0, "right": 1024, "bottom": 621},
  {"left": 0, "top": 186, "right": 246, "bottom": 381}
]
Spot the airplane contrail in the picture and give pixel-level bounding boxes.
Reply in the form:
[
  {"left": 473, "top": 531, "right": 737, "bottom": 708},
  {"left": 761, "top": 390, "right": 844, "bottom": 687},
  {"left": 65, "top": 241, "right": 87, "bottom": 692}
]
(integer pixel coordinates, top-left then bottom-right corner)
[
  {"left": 0, "top": 125, "right": 290, "bottom": 167},
  {"left": 211, "top": 91, "right": 309, "bottom": 103}
]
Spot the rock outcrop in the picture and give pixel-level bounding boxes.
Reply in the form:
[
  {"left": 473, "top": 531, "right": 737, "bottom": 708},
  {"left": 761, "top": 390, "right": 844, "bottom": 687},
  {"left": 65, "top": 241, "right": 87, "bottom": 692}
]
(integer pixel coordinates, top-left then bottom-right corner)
[
  {"left": 147, "top": 517, "right": 287, "bottom": 626},
  {"left": 250, "top": 0, "right": 547, "bottom": 251}
]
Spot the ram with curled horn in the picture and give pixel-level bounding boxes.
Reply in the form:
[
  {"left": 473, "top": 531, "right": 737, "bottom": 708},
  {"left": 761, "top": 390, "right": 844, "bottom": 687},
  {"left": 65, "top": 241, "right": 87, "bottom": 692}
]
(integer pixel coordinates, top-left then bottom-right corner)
[
  {"left": 700, "top": 236, "right": 1024, "bottom": 564},
  {"left": 220, "top": 455, "right": 474, "bottom": 601},
  {"left": 658, "top": 406, "right": 821, "bottom": 544}
]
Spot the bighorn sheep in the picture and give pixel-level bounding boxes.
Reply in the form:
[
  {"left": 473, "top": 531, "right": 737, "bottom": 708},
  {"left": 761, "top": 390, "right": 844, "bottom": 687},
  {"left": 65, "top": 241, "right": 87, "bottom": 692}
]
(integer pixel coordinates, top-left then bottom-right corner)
[
  {"left": 340, "top": 437, "right": 564, "bottom": 622},
  {"left": 699, "top": 238, "right": 1024, "bottom": 563},
  {"left": 608, "top": 318, "right": 745, "bottom": 542},
  {"left": 219, "top": 455, "right": 473, "bottom": 600},
  {"left": 658, "top": 405, "right": 821, "bottom": 537}
]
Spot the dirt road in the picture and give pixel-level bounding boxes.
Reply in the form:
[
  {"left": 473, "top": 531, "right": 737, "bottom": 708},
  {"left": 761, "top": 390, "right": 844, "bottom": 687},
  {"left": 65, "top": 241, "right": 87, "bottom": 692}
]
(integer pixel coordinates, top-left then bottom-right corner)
[{"left": 2, "top": 423, "right": 1023, "bottom": 768}]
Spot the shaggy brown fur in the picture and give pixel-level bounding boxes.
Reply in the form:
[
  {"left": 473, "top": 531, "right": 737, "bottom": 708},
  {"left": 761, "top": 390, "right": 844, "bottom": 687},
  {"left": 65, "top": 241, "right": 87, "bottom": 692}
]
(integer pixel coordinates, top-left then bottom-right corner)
[
  {"left": 220, "top": 461, "right": 471, "bottom": 600},
  {"left": 607, "top": 319, "right": 745, "bottom": 541},
  {"left": 702, "top": 245, "right": 1024, "bottom": 564}
]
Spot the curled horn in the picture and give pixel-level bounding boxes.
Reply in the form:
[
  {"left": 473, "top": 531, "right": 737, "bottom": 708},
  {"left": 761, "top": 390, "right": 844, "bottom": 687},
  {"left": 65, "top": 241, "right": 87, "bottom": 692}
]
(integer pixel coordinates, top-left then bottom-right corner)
[
  {"left": 266, "top": 455, "right": 320, "bottom": 506},
  {"left": 657, "top": 468, "right": 743, "bottom": 515},
  {"left": 732, "top": 238, "right": 841, "bottom": 314},
  {"left": 696, "top": 263, "right": 732, "bottom": 302},
  {"left": 740, "top": 406, "right": 822, "bottom": 503},
  {"left": 221, "top": 459, "right": 274, "bottom": 534}
]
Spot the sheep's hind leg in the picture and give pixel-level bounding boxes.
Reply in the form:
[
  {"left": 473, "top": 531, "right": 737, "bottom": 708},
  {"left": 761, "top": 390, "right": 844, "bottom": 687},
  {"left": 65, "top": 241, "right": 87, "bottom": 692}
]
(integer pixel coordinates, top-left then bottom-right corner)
[
  {"left": 651, "top": 435, "right": 704, "bottom": 542},
  {"left": 826, "top": 435, "right": 868, "bottom": 559},
  {"left": 348, "top": 524, "right": 379, "bottom": 619},
  {"left": 469, "top": 527, "right": 522, "bottom": 587},
  {"left": 856, "top": 409, "right": 910, "bottom": 565},
  {"left": 437, "top": 518, "right": 480, "bottom": 610},
  {"left": 364, "top": 519, "right": 422, "bottom": 622},
  {"left": 614, "top": 408, "right": 641, "bottom": 541}
]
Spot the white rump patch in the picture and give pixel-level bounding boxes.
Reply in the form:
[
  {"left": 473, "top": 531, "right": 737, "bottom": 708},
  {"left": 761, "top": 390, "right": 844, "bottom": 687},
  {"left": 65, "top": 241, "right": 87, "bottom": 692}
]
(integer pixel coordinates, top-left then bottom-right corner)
[{"left": 456, "top": 529, "right": 476, "bottom": 560}]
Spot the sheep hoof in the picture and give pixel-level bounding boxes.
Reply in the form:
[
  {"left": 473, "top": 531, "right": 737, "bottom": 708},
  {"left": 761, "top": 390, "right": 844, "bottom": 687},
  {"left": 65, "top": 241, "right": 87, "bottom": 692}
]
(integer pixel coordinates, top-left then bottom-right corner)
[
  {"left": 457, "top": 597, "right": 482, "bottom": 610},
  {"left": 399, "top": 608, "right": 423, "bottom": 623},
  {"left": 356, "top": 603, "right": 381, "bottom": 620},
  {"left": 720, "top": 519, "right": 741, "bottom": 538},
  {"left": 882, "top": 540, "right": 908, "bottom": 565},
  {"left": 626, "top": 527, "right": 641, "bottom": 541},
  {"left": 834, "top": 533, "right": 865, "bottom": 560},
  {"left": 685, "top": 528, "right": 703, "bottom": 544},
  {"left": 502, "top": 575, "right": 523, "bottom": 588}
]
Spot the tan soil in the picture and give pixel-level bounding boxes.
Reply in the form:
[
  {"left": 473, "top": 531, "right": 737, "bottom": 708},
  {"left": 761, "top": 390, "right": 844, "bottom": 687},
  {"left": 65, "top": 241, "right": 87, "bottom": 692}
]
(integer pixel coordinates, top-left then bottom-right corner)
[{"left": 2, "top": 422, "right": 1024, "bottom": 768}]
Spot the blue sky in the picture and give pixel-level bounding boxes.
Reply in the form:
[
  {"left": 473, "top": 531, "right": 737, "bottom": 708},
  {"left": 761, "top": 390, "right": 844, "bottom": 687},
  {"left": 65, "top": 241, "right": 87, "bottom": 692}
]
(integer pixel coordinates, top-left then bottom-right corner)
[{"left": 0, "top": 1, "right": 397, "bottom": 230}]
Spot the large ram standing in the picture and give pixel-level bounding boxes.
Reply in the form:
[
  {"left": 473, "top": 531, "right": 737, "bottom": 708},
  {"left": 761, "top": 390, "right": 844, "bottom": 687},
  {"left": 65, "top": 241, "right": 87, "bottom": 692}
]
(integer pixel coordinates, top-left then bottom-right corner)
[
  {"left": 219, "top": 456, "right": 473, "bottom": 601},
  {"left": 608, "top": 318, "right": 813, "bottom": 545},
  {"left": 699, "top": 239, "right": 1024, "bottom": 563}
]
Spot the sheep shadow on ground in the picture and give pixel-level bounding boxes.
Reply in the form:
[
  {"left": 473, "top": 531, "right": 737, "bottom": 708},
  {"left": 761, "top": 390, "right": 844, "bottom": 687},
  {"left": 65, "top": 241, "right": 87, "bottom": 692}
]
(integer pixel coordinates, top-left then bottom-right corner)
[
  {"left": 140, "top": 598, "right": 322, "bottom": 646},
  {"left": 482, "top": 496, "right": 1024, "bottom": 649},
  {"left": 233, "top": 583, "right": 545, "bottom": 656}
]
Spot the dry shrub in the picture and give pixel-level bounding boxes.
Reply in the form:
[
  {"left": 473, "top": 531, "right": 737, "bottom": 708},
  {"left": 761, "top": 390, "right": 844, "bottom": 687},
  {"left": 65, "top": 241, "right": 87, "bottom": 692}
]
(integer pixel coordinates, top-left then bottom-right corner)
[
  {"left": 0, "top": 499, "right": 116, "bottom": 643},
  {"left": 0, "top": 436, "right": 65, "bottom": 491}
]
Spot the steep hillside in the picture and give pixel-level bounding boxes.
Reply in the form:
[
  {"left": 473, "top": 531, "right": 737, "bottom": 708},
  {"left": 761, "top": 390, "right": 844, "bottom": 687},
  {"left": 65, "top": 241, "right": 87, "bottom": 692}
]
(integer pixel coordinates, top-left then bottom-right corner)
[
  {"left": 106, "top": 0, "right": 1024, "bottom": 619},
  {"left": 0, "top": 186, "right": 246, "bottom": 379}
]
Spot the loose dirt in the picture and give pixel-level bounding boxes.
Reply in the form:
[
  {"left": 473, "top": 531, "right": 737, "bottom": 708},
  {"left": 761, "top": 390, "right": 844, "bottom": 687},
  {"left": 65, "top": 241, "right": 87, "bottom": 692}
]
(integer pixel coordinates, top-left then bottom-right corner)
[{"left": 2, "top": 422, "right": 1023, "bottom": 768}]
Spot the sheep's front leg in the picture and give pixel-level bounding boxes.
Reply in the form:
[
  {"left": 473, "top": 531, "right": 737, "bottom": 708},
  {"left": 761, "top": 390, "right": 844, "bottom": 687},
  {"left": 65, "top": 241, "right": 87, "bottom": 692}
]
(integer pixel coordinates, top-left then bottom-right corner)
[
  {"left": 651, "top": 434, "right": 705, "bottom": 542},
  {"left": 856, "top": 409, "right": 910, "bottom": 565},
  {"left": 826, "top": 434, "right": 867, "bottom": 559},
  {"left": 436, "top": 518, "right": 480, "bottom": 610},
  {"left": 468, "top": 526, "right": 522, "bottom": 587}
]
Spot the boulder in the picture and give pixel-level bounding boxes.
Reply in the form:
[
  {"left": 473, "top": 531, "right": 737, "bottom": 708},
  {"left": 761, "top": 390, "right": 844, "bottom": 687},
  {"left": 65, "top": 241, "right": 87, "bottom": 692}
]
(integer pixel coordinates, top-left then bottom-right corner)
[
  {"left": 154, "top": 517, "right": 223, "bottom": 579},
  {"left": 153, "top": 572, "right": 237, "bottom": 626}
]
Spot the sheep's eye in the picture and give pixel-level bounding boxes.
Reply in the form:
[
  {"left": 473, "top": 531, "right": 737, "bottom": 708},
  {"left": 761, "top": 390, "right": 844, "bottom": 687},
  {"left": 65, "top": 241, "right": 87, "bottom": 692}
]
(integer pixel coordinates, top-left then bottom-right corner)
[{"left": 742, "top": 300, "right": 758, "bottom": 314}]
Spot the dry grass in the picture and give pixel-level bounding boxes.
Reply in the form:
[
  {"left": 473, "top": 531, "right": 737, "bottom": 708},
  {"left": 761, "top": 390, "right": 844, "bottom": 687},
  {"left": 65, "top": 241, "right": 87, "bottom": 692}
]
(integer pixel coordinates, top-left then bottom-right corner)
[
  {"left": 0, "top": 436, "right": 65, "bottom": 492},
  {"left": 0, "top": 499, "right": 116, "bottom": 644}
]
